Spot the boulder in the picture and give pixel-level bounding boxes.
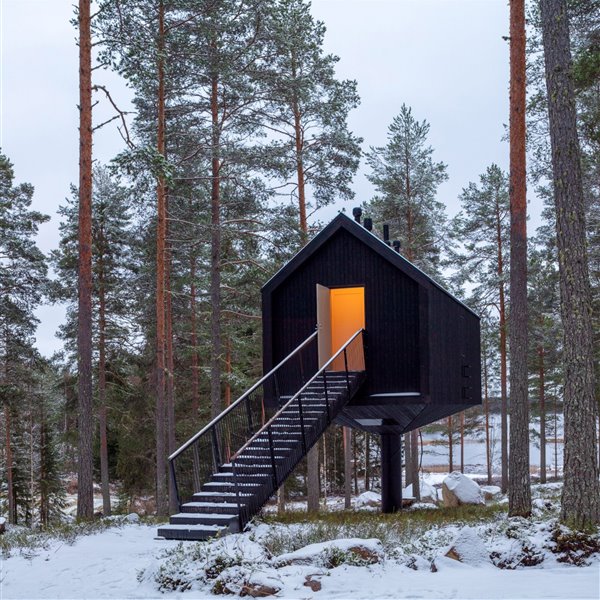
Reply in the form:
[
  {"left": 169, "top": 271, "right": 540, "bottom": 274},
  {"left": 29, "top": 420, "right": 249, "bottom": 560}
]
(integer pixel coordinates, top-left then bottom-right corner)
[
  {"left": 304, "top": 576, "right": 322, "bottom": 592},
  {"left": 354, "top": 491, "right": 381, "bottom": 508},
  {"left": 240, "top": 583, "right": 280, "bottom": 598},
  {"left": 441, "top": 472, "right": 485, "bottom": 506},
  {"left": 481, "top": 485, "right": 502, "bottom": 502},
  {"left": 0, "top": 516, "right": 6, "bottom": 534},
  {"left": 444, "top": 526, "right": 491, "bottom": 566},
  {"left": 403, "top": 481, "right": 437, "bottom": 504}
]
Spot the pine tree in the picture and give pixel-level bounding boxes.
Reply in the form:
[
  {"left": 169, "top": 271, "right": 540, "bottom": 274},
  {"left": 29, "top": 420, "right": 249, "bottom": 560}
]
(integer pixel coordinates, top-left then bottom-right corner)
[
  {"left": 263, "top": 0, "right": 362, "bottom": 236},
  {"left": 0, "top": 152, "right": 49, "bottom": 524},
  {"left": 540, "top": 0, "right": 600, "bottom": 529},
  {"left": 450, "top": 164, "right": 510, "bottom": 491},
  {"left": 76, "top": 0, "right": 95, "bottom": 520},
  {"left": 364, "top": 104, "right": 448, "bottom": 276},
  {"left": 508, "top": 0, "right": 531, "bottom": 518},
  {"left": 52, "top": 167, "right": 134, "bottom": 516}
]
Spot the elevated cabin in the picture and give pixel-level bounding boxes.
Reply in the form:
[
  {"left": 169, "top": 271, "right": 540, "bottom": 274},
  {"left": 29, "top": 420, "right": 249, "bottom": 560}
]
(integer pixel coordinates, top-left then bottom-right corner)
[
  {"left": 159, "top": 212, "right": 482, "bottom": 541},
  {"left": 262, "top": 212, "right": 481, "bottom": 506}
]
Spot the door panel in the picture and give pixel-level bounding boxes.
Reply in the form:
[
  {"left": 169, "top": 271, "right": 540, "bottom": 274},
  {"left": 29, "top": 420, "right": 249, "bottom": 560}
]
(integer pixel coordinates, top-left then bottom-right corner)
[{"left": 316, "top": 284, "right": 332, "bottom": 368}]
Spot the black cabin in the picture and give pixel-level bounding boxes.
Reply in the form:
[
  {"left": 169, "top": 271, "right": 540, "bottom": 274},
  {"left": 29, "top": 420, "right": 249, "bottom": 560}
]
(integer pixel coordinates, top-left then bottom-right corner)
[
  {"left": 159, "top": 212, "right": 483, "bottom": 541},
  {"left": 262, "top": 212, "right": 481, "bottom": 506}
]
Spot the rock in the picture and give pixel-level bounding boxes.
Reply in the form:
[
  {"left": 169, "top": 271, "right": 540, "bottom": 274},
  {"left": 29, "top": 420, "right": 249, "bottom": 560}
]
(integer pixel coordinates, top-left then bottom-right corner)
[
  {"left": 441, "top": 472, "right": 485, "bottom": 506},
  {"left": 304, "top": 576, "right": 322, "bottom": 592},
  {"left": 125, "top": 513, "right": 140, "bottom": 522},
  {"left": 347, "top": 544, "right": 381, "bottom": 564},
  {"left": 240, "top": 583, "right": 280, "bottom": 598},
  {"left": 0, "top": 516, "right": 6, "bottom": 534},
  {"left": 354, "top": 491, "right": 381, "bottom": 507},
  {"left": 444, "top": 526, "right": 491, "bottom": 566},
  {"left": 403, "top": 481, "right": 438, "bottom": 504},
  {"left": 481, "top": 485, "right": 502, "bottom": 502},
  {"left": 275, "top": 538, "right": 383, "bottom": 567}
]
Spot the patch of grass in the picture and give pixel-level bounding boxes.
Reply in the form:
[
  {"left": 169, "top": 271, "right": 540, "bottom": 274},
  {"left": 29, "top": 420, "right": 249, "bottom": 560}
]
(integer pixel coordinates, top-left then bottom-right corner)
[
  {"left": 262, "top": 504, "right": 505, "bottom": 527},
  {"left": 258, "top": 504, "right": 507, "bottom": 556}
]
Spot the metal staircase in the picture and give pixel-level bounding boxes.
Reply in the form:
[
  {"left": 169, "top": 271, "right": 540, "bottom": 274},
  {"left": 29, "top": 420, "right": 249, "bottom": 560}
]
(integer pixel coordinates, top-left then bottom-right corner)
[{"left": 157, "top": 329, "right": 365, "bottom": 541}]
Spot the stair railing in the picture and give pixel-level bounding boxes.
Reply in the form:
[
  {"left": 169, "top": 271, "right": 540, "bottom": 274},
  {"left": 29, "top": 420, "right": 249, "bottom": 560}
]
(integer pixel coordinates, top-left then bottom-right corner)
[
  {"left": 231, "top": 328, "right": 365, "bottom": 530},
  {"left": 168, "top": 331, "right": 318, "bottom": 509}
]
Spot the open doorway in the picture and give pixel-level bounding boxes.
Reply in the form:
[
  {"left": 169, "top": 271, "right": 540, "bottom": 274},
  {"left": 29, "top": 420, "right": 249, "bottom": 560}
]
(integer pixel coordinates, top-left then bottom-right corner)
[{"left": 316, "top": 284, "right": 365, "bottom": 370}]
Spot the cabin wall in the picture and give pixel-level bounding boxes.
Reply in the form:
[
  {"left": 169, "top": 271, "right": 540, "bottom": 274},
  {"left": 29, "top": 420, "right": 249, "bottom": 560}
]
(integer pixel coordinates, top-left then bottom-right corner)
[
  {"left": 427, "top": 284, "right": 482, "bottom": 407},
  {"left": 264, "top": 229, "right": 421, "bottom": 399}
]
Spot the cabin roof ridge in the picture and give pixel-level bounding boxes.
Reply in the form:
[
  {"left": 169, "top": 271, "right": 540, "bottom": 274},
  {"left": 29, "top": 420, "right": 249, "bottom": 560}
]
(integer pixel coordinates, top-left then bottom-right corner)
[{"left": 262, "top": 212, "right": 478, "bottom": 319}]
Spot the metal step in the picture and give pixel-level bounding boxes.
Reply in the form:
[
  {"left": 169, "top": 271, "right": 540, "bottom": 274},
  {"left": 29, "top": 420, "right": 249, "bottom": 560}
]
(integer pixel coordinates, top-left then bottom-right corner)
[
  {"left": 170, "top": 512, "right": 240, "bottom": 530},
  {"left": 157, "top": 523, "right": 230, "bottom": 541},
  {"left": 192, "top": 491, "right": 252, "bottom": 503},
  {"left": 181, "top": 501, "right": 243, "bottom": 514}
]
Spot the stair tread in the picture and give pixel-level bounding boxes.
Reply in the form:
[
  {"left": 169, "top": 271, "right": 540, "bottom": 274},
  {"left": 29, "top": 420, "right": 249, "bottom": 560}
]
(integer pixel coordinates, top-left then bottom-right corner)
[
  {"left": 159, "top": 524, "right": 227, "bottom": 531},
  {"left": 183, "top": 501, "right": 244, "bottom": 508},
  {"left": 172, "top": 512, "right": 236, "bottom": 520}
]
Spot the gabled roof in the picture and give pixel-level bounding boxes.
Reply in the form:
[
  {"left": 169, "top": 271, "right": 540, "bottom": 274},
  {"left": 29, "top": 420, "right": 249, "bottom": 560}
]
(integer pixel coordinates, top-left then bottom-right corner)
[{"left": 262, "top": 212, "right": 478, "bottom": 317}]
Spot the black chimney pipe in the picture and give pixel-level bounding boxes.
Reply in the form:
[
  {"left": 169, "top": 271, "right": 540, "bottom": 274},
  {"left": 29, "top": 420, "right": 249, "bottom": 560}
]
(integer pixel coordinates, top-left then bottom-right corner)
[
  {"left": 393, "top": 240, "right": 401, "bottom": 253},
  {"left": 352, "top": 207, "right": 362, "bottom": 223},
  {"left": 383, "top": 224, "right": 391, "bottom": 245},
  {"left": 363, "top": 217, "right": 373, "bottom": 231}
]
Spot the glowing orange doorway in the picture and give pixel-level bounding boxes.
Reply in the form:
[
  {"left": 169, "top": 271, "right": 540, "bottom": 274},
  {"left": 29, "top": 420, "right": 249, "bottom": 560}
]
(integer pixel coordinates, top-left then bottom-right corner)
[{"left": 317, "top": 285, "right": 365, "bottom": 370}]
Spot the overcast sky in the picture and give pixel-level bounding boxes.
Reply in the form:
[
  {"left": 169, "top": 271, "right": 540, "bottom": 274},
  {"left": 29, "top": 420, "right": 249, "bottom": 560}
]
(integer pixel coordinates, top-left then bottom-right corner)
[{"left": 1, "top": 0, "right": 532, "bottom": 358}]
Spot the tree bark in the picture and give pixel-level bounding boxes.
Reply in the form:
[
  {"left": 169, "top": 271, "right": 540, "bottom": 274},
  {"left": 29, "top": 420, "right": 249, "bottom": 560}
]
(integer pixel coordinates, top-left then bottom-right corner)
[
  {"left": 343, "top": 426, "right": 352, "bottom": 508},
  {"left": 210, "top": 67, "right": 223, "bottom": 419},
  {"left": 539, "top": 345, "right": 547, "bottom": 484},
  {"left": 460, "top": 411, "right": 465, "bottom": 474},
  {"left": 5, "top": 404, "right": 15, "bottom": 524},
  {"left": 508, "top": 0, "right": 531, "bottom": 518},
  {"left": 496, "top": 195, "right": 509, "bottom": 494},
  {"left": 165, "top": 209, "right": 177, "bottom": 514},
  {"left": 190, "top": 253, "right": 199, "bottom": 422},
  {"left": 410, "top": 428, "right": 420, "bottom": 500},
  {"left": 404, "top": 432, "right": 412, "bottom": 486},
  {"left": 541, "top": 0, "right": 600, "bottom": 529},
  {"left": 483, "top": 344, "right": 492, "bottom": 484},
  {"left": 365, "top": 432, "right": 370, "bottom": 491},
  {"left": 77, "top": 0, "right": 94, "bottom": 521},
  {"left": 154, "top": 0, "right": 168, "bottom": 517},
  {"left": 98, "top": 241, "right": 111, "bottom": 516},
  {"left": 307, "top": 441, "right": 320, "bottom": 512},
  {"left": 448, "top": 416, "right": 453, "bottom": 472}
]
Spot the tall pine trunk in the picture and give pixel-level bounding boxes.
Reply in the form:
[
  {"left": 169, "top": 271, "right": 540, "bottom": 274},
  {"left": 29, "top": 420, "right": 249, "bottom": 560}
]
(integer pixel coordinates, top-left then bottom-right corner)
[
  {"left": 460, "top": 412, "right": 465, "bottom": 474},
  {"left": 539, "top": 345, "right": 547, "bottom": 484},
  {"left": 496, "top": 198, "right": 509, "bottom": 493},
  {"left": 210, "top": 67, "right": 223, "bottom": 420},
  {"left": 155, "top": 0, "right": 168, "bottom": 517},
  {"left": 98, "top": 243, "right": 111, "bottom": 516},
  {"left": 77, "top": 0, "right": 94, "bottom": 520},
  {"left": 540, "top": 0, "right": 600, "bottom": 529},
  {"left": 508, "top": 0, "right": 531, "bottom": 518},
  {"left": 483, "top": 344, "right": 492, "bottom": 484},
  {"left": 165, "top": 214, "right": 177, "bottom": 514},
  {"left": 448, "top": 416, "right": 453, "bottom": 472},
  {"left": 343, "top": 426, "right": 352, "bottom": 508},
  {"left": 190, "top": 253, "right": 200, "bottom": 422},
  {"left": 5, "top": 403, "right": 15, "bottom": 524}
]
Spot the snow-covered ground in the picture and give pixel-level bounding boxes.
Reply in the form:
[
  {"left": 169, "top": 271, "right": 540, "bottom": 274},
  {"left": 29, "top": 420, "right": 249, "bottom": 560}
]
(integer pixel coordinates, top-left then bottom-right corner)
[{"left": 2, "top": 483, "right": 599, "bottom": 599}]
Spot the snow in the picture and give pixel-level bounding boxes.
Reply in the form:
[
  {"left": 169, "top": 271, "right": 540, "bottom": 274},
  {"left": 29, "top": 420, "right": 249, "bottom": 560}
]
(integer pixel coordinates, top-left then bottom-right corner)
[
  {"left": 274, "top": 538, "right": 383, "bottom": 566},
  {"left": 443, "top": 471, "right": 486, "bottom": 504},
  {"left": 2, "top": 484, "right": 599, "bottom": 599}
]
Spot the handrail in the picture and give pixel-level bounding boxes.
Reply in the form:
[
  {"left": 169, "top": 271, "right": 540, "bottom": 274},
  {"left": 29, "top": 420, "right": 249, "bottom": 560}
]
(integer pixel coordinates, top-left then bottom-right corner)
[
  {"left": 169, "top": 330, "right": 318, "bottom": 462},
  {"left": 231, "top": 328, "right": 364, "bottom": 461}
]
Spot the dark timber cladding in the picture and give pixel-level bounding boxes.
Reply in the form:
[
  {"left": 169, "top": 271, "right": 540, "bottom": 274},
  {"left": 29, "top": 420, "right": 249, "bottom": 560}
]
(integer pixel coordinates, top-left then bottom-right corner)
[{"left": 262, "top": 213, "right": 481, "bottom": 435}]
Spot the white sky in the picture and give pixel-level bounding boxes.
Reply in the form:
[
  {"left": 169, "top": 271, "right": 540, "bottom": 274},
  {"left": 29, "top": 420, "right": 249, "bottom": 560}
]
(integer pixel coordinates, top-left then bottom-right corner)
[{"left": 1, "top": 0, "right": 535, "bottom": 358}]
